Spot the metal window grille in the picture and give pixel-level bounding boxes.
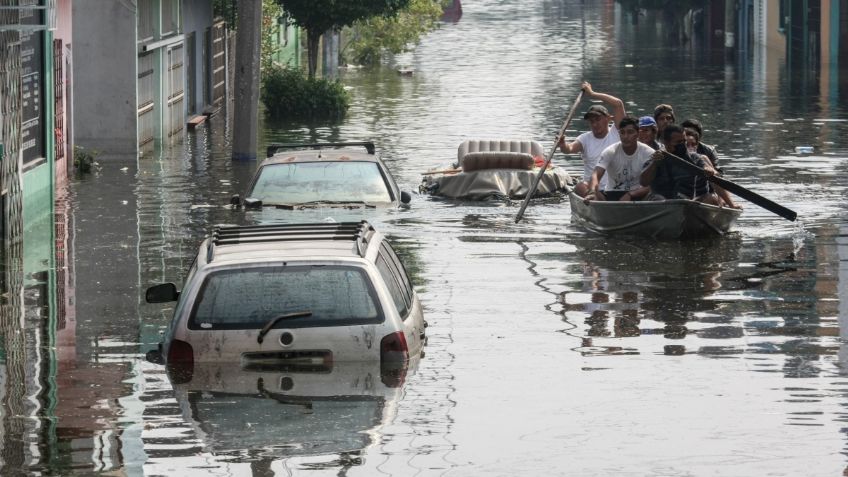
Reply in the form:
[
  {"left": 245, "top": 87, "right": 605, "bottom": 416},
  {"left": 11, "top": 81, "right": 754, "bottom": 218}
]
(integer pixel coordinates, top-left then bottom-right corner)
[
  {"left": 210, "top": 20, "right": 226, "bottom": 106},
  {"left": 53, "top": 38, "right": 62, "bottom": 161},
  {"left": 166, "top": 43, "right": 184, "bottom": 137},
  {"left": 137, "top": 0, "right": 154, "bottom": 42},
  {"left": 137, "top": 51, "right": 155, "bottom": 146}
]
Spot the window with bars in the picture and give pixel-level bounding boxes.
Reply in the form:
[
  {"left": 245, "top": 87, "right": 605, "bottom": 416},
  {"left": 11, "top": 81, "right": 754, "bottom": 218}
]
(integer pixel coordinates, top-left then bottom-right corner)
[{"left": 138, "top": 0, "right": 154, "bottom": 43}]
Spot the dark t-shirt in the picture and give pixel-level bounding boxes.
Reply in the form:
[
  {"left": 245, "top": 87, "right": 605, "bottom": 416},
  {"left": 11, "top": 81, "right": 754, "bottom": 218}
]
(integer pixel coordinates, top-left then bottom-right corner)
[
  {"left": 696, "top": 143, "right": 720, "bottom": 171},
  {"left": 651, "top": 152, "right": 710, "bottom": 199}
]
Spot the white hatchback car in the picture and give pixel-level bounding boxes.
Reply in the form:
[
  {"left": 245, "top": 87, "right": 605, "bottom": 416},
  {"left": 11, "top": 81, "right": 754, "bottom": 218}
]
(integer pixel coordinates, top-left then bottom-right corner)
[{"left": 145, "top": 221, "right": 426, "bottom": 374}]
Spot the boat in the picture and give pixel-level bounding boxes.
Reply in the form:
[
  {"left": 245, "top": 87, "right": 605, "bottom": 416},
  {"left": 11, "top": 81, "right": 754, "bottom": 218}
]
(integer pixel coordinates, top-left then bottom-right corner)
[
  {"left": 420, "top": 139, "right": 572, "bottom": 200},
  {"left": 568, "top": 191, "right": 742, "bottom": 240}
]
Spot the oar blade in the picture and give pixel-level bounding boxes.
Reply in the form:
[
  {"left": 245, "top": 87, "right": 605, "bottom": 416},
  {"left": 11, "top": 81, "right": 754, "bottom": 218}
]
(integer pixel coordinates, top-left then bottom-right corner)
[
  {"left": 710, "top": 175, "right": 797, "bottom": 222},
  {"left": 660, "top": 151, "right": 797, "bottom": 222}
]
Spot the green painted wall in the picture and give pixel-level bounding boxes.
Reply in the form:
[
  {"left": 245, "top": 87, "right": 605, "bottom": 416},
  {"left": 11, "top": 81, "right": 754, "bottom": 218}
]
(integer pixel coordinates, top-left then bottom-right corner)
[
  {"left": 272, "top": 20, "right": 300, "bottom": 68},
  {"left": 22, "top": 164, "right": 54, "bottom": 286}
]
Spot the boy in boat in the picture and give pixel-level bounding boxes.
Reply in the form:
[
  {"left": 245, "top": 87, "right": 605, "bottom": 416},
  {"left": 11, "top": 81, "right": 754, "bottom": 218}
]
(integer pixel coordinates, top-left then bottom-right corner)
[
  {"left": 681, "top": 118, "right": 741, "bottom": 209},
  {"left": 653, "top": 104, "right": 676, "bottom": 140},
  {"left": 640, "top": 124, "right": 721, "bottom": 205},
  {"left": 584, "top": 116, "right": 653, "bottom": 202},
  {"left": 557, "top": 82, "right": 626, "bottom": 197},
  {"left": 680, "top": 119, "right": 718, "bottom": 168},
  {"left": 637, "top": 116, "right": 662, "bottom": 150}
]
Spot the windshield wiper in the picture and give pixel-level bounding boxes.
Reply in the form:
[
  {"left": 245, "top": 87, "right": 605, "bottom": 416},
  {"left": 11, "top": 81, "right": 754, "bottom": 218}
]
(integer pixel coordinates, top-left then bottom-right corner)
[
  {"left": 257, "top": 311, "right": 312, "bottom": 344},
  {"left": 264, "top": 200, "right": 381, "bottom": 209},
  {"left": 297, "top": 200, "right": 377, "bottom": 208}
]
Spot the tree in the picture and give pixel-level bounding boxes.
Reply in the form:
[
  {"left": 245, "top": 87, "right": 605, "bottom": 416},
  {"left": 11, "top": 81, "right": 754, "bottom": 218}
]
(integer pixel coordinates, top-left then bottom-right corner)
[
  {"left": 261, "top": 0, "right": 284, "bottom": 74},
  {"left": 344, "top": 0, "right": 443, "bottom": 66},
  {"left": 277, "top": 0, "right": 411, "bottom": 77}
]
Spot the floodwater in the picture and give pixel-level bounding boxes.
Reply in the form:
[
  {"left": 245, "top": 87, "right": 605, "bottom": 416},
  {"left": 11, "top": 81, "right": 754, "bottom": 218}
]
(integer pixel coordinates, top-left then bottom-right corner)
[{"left": 9, "top": 1, "right": 848, "bottom": 475}]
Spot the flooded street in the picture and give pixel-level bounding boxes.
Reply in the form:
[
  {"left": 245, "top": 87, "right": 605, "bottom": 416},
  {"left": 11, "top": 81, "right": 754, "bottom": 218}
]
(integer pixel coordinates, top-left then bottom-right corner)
[{"left": 10, "top": 1, "right": 848, "bottom": 475}]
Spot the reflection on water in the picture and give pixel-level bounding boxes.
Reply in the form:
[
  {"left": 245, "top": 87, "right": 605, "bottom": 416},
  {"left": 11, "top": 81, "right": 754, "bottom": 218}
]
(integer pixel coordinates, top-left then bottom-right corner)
[
  {"left": 143, "top": 361, "right": 412, "bottom": 474},
  {"left": 555, "top": 235, "right": 818, "bottom": 358},
  {"left": 2, "top": 0, "right": 848, "bottom": 474}
]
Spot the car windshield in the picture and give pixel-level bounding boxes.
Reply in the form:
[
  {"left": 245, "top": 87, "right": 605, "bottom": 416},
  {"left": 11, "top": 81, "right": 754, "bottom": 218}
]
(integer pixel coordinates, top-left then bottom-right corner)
[
  {"left": 249, "top": 162, "right": 393, "bottom": 204},
  {"left": 190, "top": 265, "right": 382, "bottom": 329}
]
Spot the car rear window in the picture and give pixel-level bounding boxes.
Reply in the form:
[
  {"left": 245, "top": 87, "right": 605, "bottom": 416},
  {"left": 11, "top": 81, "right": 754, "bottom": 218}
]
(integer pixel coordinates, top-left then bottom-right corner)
[
  {"left": 189, "top": 265, "right": 383, "bottom": 329},
  {"left": 250, "top": 162, "right": 393, "bottom": 204}
]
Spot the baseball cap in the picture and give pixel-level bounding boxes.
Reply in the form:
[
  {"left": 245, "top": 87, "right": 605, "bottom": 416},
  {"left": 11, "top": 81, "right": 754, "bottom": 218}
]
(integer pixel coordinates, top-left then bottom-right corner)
[
  {"left": 638, "top": 116, "right": 657, "bottom": 128},
  {"left": 583, "top": 104, "right": 610, "bottom": 119}
]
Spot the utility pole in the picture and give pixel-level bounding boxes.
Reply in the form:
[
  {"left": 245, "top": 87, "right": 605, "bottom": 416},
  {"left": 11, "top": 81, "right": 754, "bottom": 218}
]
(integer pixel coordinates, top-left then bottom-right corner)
[
  {"left": 232, "top": 0, "right": 262, "bottom": 160},
  {"left": 724, "top": 0, "right": 736, "bottom": 60}
]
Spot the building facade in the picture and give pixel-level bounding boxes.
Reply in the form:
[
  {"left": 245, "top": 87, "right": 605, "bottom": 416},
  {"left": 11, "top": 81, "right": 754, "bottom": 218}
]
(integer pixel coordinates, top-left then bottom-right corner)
[{"left": 73, "top": 0, "right": 221, "bottom": 157}]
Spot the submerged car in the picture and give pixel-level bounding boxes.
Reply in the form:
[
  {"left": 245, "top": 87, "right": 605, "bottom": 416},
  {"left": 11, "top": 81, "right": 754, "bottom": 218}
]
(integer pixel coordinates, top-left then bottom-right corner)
[
  {"left": 145, "top": 221, "right": 426, "bottom": 378},
  {"left": 231, "top": 142, "right": 412, "bottom": 209}
]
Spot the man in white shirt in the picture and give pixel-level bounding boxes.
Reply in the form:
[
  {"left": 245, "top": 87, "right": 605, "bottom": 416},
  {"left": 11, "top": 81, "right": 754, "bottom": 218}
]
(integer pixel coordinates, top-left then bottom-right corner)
[
  {"left": 557, "top": 82, "right": 626, "bottom": 197},
  {"left": 585, "top": 116, "right": 653, "bottom": 202}
]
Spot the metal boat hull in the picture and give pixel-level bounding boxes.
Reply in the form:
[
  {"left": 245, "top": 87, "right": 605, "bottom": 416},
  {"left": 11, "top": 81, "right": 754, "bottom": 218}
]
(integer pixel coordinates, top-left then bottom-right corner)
[{"left": 568, "top": 192, "right": 742, "bottom": 240}]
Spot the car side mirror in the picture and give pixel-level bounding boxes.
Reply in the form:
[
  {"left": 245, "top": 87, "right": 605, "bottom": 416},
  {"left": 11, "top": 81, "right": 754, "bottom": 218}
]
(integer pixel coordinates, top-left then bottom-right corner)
[
  {"left": 146, "top": 348, "right": 164, "bottom": 365},
  {"left": 230, "top": 194, "right": 241, "bottom": 206},
  {"left": 146, "top": 283, "right": 179, "bottom": 303},
  {"left": 400, "top": 191, "right": 411, "bottom": 204}
]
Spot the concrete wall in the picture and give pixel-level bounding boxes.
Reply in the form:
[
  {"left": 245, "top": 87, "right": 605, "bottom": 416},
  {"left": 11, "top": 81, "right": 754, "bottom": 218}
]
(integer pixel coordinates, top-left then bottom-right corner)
[
  {"left": 72, "top": 0, "right": 137, "bottom": 158},
  {"left": 182, "top": 0, "right": 214, "bottom": 115},
  {"left": 54, "top": 0, "right": 73, "bottom": 184}
]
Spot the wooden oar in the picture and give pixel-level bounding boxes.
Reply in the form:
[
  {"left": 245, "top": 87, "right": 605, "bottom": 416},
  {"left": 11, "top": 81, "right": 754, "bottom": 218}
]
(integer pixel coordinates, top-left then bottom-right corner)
[
  {"left": 514, "top": 90, "right": 584, "bottom": 223},
  {"left": 660, "top": 150, "right": 797, "bottom": 222}
]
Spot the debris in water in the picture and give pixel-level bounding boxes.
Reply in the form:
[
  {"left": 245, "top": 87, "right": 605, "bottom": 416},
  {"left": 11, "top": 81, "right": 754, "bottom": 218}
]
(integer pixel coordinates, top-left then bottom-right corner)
[{"left": 794, "top": 146, "right": 814, "bottom": 154}]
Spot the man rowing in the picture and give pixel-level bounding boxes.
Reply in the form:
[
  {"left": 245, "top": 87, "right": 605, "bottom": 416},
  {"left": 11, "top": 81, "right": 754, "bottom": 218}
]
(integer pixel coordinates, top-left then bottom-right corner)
[
  {"left": 557, "top": 82, "right": 626, "bottom": 197},
  {"left": 640, "top": 124, "right": 721, "bottom": 205}
]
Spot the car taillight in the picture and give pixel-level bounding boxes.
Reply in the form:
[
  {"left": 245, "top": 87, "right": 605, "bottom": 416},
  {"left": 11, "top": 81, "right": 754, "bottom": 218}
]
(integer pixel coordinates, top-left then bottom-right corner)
[
  {"left": 168, "top": 339, "right": 194, "bottom": 363},
  {"left": 166, "top": 339, "right": 194, "bottom": 384},
  {"left": 380, "top": 331, "right": 408, "bottom": 361},
  {"left": 380, "top": 332, "right": 409, "bottom": 387}
]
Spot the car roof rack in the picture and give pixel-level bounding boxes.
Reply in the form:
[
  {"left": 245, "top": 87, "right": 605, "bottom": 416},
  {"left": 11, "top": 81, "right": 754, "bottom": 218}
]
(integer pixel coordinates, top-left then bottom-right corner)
[
  {"left": 266, "top": 141, "right": 375, "bottom": 158},
  {"left": 206, "top": 221, "right": 376, "bottom": 262}
]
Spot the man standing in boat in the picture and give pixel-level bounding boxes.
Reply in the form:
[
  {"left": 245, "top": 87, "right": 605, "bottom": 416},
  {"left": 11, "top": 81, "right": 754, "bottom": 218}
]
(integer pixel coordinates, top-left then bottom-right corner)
[
  {"left": 584, "top": 116, "right": 653, "bottom": 202},
  {"left": 557, "top": 82, "right": 626, "bottom": 197},
  {"left": 640, "top": 124, "right": 721, "bottom": 205}
]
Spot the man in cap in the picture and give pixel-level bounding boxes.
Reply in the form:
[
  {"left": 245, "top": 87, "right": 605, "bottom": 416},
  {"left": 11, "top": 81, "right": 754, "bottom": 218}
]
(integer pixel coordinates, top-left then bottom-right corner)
[
  {"left": 637, "top": 115, "right": 662, "bottom": 150},
  {"left": 557, "top": 82, "right": 626, "bottom": 197}
]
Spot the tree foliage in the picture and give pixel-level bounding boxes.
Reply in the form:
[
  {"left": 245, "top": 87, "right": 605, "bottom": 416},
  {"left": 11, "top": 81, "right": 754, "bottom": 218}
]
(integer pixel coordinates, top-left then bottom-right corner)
[
  {"left": 261, "top": 0, "right": 284, "bottom": 75},
  {"left": 344, "top": 0, "right": 444, "bottom": 66},
  {"left": 261, "top": 66, "right": 350, "bottom": 120},
  {"left": 276, "top": 0, "right": 411, "bottom": 77}
]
